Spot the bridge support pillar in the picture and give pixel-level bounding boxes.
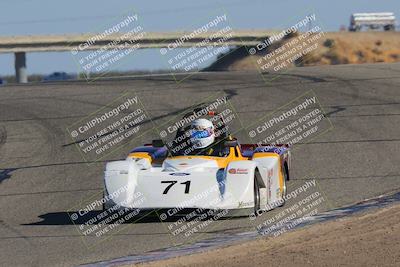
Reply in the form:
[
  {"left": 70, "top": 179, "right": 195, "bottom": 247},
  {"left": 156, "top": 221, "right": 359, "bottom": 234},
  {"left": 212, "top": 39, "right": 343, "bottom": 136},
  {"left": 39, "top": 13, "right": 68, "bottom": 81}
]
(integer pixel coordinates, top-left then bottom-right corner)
[{"left": 15, "top": 52, "right": 27, "bottom": 83}]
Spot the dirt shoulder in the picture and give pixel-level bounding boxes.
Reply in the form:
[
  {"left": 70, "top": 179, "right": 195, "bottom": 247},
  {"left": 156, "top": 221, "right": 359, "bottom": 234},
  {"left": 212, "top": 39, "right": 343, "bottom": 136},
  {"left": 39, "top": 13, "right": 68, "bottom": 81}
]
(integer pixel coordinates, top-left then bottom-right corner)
[
  {"left": 206, "top": 32, "right": 400, "bottom": 71},
  {"left": 133, "top": 203, "right": 400, "bottom": 267}
]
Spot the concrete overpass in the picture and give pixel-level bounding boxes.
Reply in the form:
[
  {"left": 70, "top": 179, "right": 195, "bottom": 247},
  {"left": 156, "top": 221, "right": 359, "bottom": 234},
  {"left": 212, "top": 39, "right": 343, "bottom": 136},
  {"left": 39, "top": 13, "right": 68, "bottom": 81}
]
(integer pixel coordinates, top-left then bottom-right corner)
[{"left": 0, "top": 30, "right": 279, "bottom": 83}]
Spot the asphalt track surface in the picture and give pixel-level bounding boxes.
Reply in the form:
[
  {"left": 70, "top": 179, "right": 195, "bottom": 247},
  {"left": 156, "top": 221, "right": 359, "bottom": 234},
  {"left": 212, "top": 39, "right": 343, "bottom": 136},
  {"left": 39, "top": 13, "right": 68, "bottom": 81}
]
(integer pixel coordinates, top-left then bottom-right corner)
[{"left": 1, "top": 63, "right": 400, "bottom": 266}]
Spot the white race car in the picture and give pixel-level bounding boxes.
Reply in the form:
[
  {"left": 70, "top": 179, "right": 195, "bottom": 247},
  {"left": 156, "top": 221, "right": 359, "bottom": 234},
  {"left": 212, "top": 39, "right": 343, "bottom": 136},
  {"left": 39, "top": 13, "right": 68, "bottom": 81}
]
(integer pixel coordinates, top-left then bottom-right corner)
[{"left": 103, "top": 109, "right": 291, "bottom": 217}]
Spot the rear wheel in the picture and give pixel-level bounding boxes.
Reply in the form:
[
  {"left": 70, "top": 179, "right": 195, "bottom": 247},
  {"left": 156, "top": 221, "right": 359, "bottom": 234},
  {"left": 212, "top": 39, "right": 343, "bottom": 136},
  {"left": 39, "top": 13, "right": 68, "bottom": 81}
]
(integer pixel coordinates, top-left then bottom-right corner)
[
  {"left": 282, "top": 166, "right": 288, "bottom": 196},
  {"left": 102, "top": 191, "right": 106, "bottom": 211},
  {"left": 254, "top": 176, "right": 260, "bottom": 214},
  {"left": 279, "top": 167, "right": 288, "bottom": 207}
]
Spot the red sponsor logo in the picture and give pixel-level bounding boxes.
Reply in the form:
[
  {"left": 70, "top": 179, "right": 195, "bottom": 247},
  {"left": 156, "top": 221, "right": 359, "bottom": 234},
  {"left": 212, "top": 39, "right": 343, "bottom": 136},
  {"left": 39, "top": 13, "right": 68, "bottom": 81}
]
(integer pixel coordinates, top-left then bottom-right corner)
[
  {"left": 228, "top": 168, "right": 248, "bottom": 174},
  {"left": 228, "top": 168, "right": 236, "bottom": 174}
]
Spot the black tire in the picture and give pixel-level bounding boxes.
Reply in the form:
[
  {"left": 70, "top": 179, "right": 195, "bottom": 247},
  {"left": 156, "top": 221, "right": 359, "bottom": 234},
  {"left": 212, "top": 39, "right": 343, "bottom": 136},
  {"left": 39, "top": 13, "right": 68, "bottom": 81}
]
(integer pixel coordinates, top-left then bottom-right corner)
[
  {"left": 283, "top": 168, "right": 288, "bottom": 195},
  {"left": 279, "top": 167, "right": 288, "bottom": 207},
  {"left": 384, "top": 25, "right": 395, "bottom": 31},
  {"left": 254, "top": 176, "right": 260, "bottom": 214},
  {"left": 284, "top": 163, "right": 290, "bottom": 181},
  {"left": 102, "top": 191, "right": 105, "bottom": 211}
]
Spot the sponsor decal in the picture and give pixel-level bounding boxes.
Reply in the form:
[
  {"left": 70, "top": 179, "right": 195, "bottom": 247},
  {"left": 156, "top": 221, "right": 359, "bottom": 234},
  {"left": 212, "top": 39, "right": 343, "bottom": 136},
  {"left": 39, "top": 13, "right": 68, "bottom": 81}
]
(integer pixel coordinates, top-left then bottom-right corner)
[
  {"left": 238, "top": 201, "right": 253, "bottom": 208},
  {"left": 228, "top": 168, "right": 248, "bottom": 174},
  {"left": 169, "top": 173, "right": 190, "bottom": 176},
  {"left": 179, "top": 163, "right": 188, "bottom": 166},
  {"left": 228, "top": 168, "right": 236, "bottom": 174}
]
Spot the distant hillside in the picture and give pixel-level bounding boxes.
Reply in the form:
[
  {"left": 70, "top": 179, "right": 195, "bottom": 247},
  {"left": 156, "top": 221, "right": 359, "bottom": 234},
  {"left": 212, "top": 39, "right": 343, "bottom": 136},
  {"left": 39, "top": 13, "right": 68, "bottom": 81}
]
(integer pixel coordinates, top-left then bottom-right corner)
[{"left": 205, "top": 32, "right": 400, "bottom": 71}]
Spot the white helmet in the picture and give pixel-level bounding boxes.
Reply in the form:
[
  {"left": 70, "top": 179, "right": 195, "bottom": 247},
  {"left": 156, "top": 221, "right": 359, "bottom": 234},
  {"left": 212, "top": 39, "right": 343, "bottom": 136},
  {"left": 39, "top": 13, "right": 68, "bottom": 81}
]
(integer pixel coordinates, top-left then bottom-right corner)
[{"left": 190, "top": 118, "right": 215, "bottom": 149}]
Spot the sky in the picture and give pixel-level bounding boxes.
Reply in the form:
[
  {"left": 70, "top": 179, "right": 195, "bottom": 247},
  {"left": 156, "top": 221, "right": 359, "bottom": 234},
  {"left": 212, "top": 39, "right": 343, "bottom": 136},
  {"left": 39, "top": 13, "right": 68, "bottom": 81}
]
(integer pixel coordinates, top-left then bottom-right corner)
[{"left": 0, "top": 0, "right": 399, "bottom": 75}]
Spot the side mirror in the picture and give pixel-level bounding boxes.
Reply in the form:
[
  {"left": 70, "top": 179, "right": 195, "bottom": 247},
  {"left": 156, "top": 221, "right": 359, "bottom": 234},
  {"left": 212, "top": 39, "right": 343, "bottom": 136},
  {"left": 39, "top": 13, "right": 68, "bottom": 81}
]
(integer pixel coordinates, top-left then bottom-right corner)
[
  {"left": 224, "top": 140, "right": 238, "bottom": 147},
  {"left": 152, "top": 139, "right": 165, "bottom": 147}
]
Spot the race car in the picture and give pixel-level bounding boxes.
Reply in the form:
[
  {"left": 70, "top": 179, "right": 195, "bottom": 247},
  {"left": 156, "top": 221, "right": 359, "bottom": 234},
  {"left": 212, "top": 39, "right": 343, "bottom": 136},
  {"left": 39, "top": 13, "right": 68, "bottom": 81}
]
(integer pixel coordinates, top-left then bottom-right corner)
[{"left": 103, "top": 108, "right": 291, "bottom": 217}]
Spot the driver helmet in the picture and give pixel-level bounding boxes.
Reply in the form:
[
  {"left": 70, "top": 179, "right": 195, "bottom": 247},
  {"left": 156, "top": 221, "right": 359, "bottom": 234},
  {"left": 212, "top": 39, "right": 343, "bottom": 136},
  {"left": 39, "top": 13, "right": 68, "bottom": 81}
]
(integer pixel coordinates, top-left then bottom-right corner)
[{"left": 190, "top": 118, "right": 215, "bottom": 149}]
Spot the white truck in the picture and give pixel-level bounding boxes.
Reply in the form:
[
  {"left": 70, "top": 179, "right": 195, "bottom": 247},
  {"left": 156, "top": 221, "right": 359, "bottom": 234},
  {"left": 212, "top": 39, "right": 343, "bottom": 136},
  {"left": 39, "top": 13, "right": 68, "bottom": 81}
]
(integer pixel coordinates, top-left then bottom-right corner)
[{"left": 349, "top": 12, "right": 396, "bottom": 32}]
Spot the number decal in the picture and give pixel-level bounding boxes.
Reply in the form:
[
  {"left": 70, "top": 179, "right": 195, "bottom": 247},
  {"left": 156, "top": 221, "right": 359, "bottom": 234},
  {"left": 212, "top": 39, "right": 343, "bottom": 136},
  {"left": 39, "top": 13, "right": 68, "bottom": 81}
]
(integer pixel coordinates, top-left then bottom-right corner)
[
  {"left": 161, "top": 180, "right": 191, "bottom": 194},
  {"left": 180, "top": 180, "right": 191, "bottom": 194},
  {"left": 161, "top": 181, "right": 177, "bottom": 194}
]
